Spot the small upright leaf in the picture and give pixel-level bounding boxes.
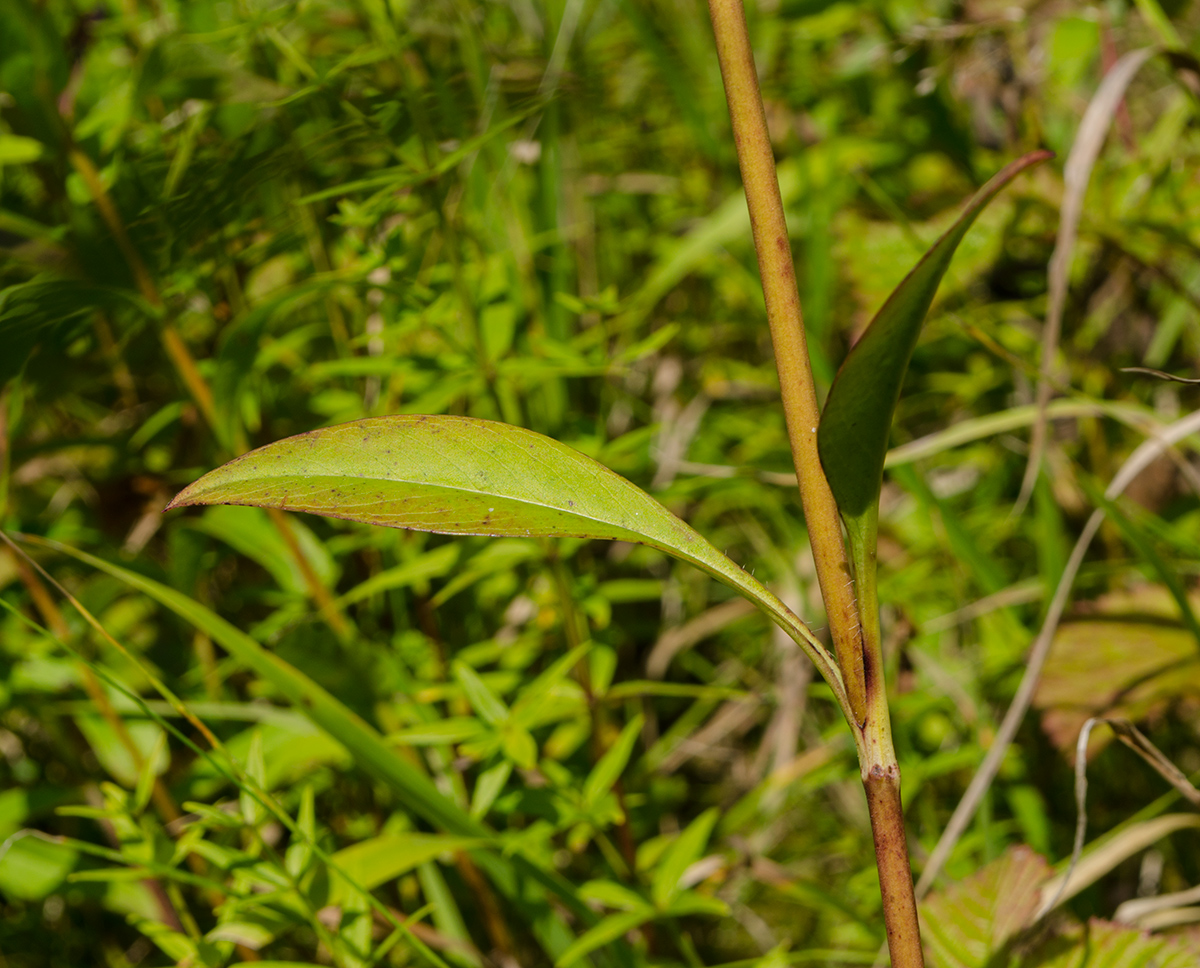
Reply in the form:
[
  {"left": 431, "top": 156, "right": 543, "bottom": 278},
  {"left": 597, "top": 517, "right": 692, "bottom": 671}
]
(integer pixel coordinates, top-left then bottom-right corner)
[
  {"left": 583, "top": 715, "right": 643, "bottom": 808},
  {"left": 817, "top": 151, "right": 1051, "bottom": 520},
  {"left": 240, "top": 729, "right": 267, "bottom": 826},
  {"left": 132, "top": 730, "right": 167, "bottom": 816},
  {"left": 651, "top": 807, "right": 719, "bottom": 908},
  {"left": 168, "top": 414, "right": 848, "bottom": 717},
  {"left": 470, "top": 761, "right": 512, "bottom": 819},
  {"left": 285, "top": 784, "right": 316, "bottom": 877},
  {"left": 453, "top": 661, "right": 510, "bottom": 727}
]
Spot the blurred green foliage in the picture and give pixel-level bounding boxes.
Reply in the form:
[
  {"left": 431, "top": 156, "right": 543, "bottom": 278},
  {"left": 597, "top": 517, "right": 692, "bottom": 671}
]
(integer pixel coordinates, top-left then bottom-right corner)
[{"left": 1, "top": 0, "right": 1200, "bottom": 966}]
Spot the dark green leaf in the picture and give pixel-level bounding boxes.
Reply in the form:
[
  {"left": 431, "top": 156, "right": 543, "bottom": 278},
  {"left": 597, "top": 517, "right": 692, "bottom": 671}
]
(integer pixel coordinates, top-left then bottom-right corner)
[{"left": 817, "top": 151, "right": 1051, "bottom": 519}]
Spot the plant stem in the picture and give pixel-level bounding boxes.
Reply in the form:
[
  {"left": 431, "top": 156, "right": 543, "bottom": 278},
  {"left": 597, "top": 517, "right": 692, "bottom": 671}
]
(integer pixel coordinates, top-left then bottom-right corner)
[
  {"left": 705, "top": 0, "right": 866, "bottom": 727},
  {"left": 847, "top": 512, "right": 922, "bottom": 968},
  {"left": 706, "top": 4, "right": 924, "bottom": 965},
  {"left": 865, "top": 771, "right": 923, "bottom": 968}
]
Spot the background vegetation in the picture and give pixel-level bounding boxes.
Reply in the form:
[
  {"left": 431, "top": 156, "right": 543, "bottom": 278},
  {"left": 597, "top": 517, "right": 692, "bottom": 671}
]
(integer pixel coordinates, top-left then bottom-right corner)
[{"left": 1, "top": 0, "right": 1199, "bottom": 966}]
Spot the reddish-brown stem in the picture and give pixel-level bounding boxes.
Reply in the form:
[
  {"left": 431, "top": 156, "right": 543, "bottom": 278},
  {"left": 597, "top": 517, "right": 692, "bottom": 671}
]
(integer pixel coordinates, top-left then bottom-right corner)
[
  {"left": 705, "top": 0, "right": 866, "bottom": 726},
  {"left": 706, "top": 3, "right": 924, "bottom": 966},
  {"left": 866, "top": 770, "right": 924, "bottom": 968}
]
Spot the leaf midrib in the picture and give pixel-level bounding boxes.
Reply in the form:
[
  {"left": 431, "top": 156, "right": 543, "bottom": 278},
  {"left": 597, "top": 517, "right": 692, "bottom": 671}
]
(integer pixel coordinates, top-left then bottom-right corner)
[{"left": 180, "top": 470, "right": 660, "bottom": 538}]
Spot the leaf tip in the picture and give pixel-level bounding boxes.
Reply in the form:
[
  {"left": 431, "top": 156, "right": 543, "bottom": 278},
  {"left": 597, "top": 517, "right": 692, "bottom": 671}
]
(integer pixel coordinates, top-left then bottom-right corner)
[{"left": 164, "top": 482, "right": 204, "bottom": 512}]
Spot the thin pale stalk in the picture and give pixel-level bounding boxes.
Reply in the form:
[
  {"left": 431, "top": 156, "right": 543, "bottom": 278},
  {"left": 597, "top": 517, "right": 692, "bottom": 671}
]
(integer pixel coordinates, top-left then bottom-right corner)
[
  {"left": 705, "top": 0, "right": 865, "bottom": 725},
  {"left": 1013, "top": 48, "right": 1156, "bottom": 516}
]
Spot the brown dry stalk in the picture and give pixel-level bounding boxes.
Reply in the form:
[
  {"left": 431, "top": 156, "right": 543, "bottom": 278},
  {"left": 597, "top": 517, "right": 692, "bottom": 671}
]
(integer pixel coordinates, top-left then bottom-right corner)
[
  {"left": 866, "top": 771, "right": 922, "bottom": 965},
  {"left": 266, "top": 507, "right": 353, "bottom": 641}
]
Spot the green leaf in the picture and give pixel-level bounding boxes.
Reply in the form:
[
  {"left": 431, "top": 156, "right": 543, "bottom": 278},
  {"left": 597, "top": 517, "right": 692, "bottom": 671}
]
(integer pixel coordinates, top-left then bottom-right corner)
[
  {"left": 417, "top": 861, "right": 483, "bottom": 968},
  {"left": 240, "top": 729, "right": 266, "bottom": 826},
  {"left": 651, "top": 807, "right": 719, "bottom": 908},
  {"left": 1029, "top": 918, "right": 1198, "bottom": 968},
  {"left": 552, "top": 889, "right": 729, "bottom": 968},
  {"left": 453, "top": 660, "right": 510, "bottom": 727},
  {"left": 37, "top": 539, "right": 596, "bottom": 961},
  {"left": 74, "top": 716, "right": 165, "bottom": 789},
  {"left": 40, "top": 541, "right": 490, "bottom": 839},
  {"left": 661, "top": 892, "right": 729, "bottom": 917},
  {"left": 388, "top": 718, "right": 489, "bottom": 746},
  {"left": 0, "top": 833, "right": 77, "bottom": 900},
  {"left": 191, "top": 506, "right": 338, "bottom": 597},
  {"left": 335, "top": 544, "right": 460, "bottom": 607},
  {"left": 328, "top": 833, "right": 480, "bottom": 903},
  {"left": 583, "top": 715, "right": 643, "bottom": 808},
  {"left": 512, "top": 643, "right": 592, "bottom": 725},
  {"left": 817, "top": 151, "right": 1051, "bottom": 520},
  {"left": 167, "top": 414, "right": 848, "bottom": 716},
  {"left": 470, "top": 761, "right": 512, "bottom": 819},
  {"left": 0, "top": 134, "right": 44, "bottom": 164},
  {"left": 501, "top": 725, "right": 539, "bottom": 769},
  {"left": 206, "top": 921, "right": 276, "bottom": 950},
  {"left": 285, "top": 784, "right": 316, "bottom": 877},
  {"left": 579, "top": 879, "right": 650, "bottom": 912},
  {"left": 1034, "top": 620, "right": 1200, "bottom": 753},
  {"left": 132, "top": 730, "right": 167, "bottom": 815},
  {"left": 554, "top": 908, "right": 655, "bottom": 968}
]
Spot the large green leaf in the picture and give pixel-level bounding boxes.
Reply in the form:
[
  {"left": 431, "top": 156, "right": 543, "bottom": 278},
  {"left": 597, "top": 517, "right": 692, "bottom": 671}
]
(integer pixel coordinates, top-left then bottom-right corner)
[
  {"left": 817, "top": 151, "right": 1051, "bottom": 520},
  {"left": 167, "top": 414, "right": 849, "bottom": 715}
]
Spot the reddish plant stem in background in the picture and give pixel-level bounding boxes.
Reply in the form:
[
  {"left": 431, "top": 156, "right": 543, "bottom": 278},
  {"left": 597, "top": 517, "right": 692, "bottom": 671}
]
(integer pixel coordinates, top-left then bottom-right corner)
[
  {"left": 68, "top": 151, "right": 217, "bottom": 428},
  {"left": 455, "top": 851, "right": 517, "bottom": 960},
  {"left": 1099, "top": 21, "right": 1135, "bottom": 149},
  {"left": 266, "top": 507, "right": 353, "bottom": 642},
  {"left": 705, "top": 0, "right": 866, "bottom": 726}
]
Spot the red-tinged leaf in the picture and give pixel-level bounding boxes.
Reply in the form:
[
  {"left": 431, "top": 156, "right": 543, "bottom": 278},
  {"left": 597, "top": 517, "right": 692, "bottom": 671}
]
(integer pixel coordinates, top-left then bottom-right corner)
[{"left": 920, "top": 845, "right": 1052, "bottom": 968}]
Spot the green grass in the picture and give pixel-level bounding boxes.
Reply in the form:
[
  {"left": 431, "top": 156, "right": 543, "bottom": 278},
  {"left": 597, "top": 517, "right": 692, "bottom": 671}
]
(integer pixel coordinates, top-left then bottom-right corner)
[{"left": 1, "top": 0, "right": 1200, "bottom": 966}]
